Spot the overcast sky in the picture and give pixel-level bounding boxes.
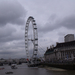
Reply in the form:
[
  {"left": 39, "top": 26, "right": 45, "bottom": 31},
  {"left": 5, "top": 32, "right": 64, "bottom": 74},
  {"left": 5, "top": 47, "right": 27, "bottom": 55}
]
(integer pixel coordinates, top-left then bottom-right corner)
[{"left": 0, "top": 0, "right": 75, "bottom": 59}]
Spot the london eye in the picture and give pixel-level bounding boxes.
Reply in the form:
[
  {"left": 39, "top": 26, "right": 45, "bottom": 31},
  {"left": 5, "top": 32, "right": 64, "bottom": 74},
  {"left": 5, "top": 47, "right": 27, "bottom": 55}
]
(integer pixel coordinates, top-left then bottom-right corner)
[{"left": 25, "top": 16, "right": 38, "bottom": 61}]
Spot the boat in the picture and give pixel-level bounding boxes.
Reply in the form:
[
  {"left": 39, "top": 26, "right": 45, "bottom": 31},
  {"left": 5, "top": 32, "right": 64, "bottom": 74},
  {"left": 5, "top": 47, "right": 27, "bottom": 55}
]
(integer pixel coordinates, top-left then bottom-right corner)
[
  {"left": 0, "top": 63, "right": 3, "bottom": 66},
  {"left": 5, "top": 72, "right": 13, "bottom": 74},
  {"left": 11, "top": 64, "right": 17, "bottom": 69},
  {"left": 0, "top": 67, "right": 4, "bottom": 70}
]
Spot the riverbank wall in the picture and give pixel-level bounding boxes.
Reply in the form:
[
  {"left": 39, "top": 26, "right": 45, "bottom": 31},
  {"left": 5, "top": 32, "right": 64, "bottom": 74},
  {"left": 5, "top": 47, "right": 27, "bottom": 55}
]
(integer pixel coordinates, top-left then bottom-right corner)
[{"left": 40, "top": 62, "right": 75, "bottom": 70}]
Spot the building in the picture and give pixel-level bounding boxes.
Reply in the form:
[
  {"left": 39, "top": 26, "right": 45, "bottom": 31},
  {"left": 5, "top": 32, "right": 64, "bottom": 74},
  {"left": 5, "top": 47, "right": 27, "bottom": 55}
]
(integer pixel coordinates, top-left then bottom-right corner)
[
  {"left": 44, "top": 34, "right": 75, "bottom": 62},
  {"left": 44, "top": 46, "right": 55, "bottom": 62},
  {"left": 64, "top": 34, "right": 74, "bottom": 42}
]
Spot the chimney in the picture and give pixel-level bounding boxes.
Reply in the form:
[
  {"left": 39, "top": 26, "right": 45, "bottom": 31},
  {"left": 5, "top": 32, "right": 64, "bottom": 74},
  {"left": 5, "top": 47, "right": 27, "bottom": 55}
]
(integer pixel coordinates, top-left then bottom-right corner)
[
  {"left": 47, "top": 47, "right": 48, "bottom": 50},
  {"left": 52, "top": 45, "right": 54, "bottom": 48}
]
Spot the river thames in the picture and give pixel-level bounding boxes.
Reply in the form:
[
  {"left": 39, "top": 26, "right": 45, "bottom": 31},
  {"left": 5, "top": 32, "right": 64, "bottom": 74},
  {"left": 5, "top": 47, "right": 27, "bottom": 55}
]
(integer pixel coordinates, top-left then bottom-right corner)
[{"left": 0, "top": 63, "right": 75, "bottom": 75}]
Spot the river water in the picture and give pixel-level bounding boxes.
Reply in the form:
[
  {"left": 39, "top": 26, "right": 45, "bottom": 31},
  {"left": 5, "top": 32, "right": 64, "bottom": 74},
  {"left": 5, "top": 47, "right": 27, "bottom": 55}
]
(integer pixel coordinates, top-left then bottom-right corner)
[{"left": 0, "top": 63, "right": 75, "bottom": 75}]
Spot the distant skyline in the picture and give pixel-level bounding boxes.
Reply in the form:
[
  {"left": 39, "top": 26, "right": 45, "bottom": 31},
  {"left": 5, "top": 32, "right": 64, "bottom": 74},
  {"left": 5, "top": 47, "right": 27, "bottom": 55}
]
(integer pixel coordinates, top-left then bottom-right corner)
[{"left": 0, "top": 0, "right": 75, "bottom": 58}]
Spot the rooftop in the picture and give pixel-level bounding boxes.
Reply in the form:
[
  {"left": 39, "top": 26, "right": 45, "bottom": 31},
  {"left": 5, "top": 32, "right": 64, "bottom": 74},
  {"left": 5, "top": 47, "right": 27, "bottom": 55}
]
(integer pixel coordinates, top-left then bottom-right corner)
[
  {"left": 56, "top": 40, "right": 75, "bottom": 48},
  {"left": 44, "top": 47, "right": 55, "bottom": 55}
]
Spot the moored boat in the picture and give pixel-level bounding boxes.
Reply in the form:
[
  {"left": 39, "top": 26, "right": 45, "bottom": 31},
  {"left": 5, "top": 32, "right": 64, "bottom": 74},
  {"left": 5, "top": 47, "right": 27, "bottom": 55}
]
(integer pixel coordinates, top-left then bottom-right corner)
[
  {"left": 5, "top": 72, "right": 13, "bottom": 74},
  {"left": 0, "top": 67, "right": 4, "bottom": 70},
  {"left": 11, "top": 64, "right": 17, "bottom": 69}
]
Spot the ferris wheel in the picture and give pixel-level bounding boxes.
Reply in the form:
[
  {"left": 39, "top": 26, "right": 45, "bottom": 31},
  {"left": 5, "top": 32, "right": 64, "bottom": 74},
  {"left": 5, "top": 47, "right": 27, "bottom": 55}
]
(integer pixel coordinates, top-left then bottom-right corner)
[{"left": 25, "top": 16, "right": 38, "bottom": 60}]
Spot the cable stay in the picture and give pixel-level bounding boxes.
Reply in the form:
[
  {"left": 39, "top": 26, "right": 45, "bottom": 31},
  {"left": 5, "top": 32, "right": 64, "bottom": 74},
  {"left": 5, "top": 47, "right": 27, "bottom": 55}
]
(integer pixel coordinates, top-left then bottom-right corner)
[{"left": 38, "top": 43, "right": 46, "bottom": 52}]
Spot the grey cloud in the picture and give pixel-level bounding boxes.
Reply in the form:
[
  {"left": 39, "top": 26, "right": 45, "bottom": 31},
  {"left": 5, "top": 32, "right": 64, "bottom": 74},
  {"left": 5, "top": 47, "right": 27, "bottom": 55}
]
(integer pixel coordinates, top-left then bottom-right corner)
[
  {"left": 0, "top": 30, "right": 24, "bottom": 42},
  {"left": 60, "top": 16, "right": 75, "bottom": 29},
  {"left": 0, "top": 0, "right": 26, "bottom": 26},
  {"left": 0, "top": 51, "right": 15, "bottom": 55},
  {"left": 8, "top": 41, "right": 25, "bottom": 50},
  {"left": 0, "top": 40, "right": 25, "bottom": 52},
  {"left": 38, "top": 15, "right": 75, "bottom": 33},
  {"left": 0, "top": 25, "right": 16, "bottom": 39},
  {"left": 0, "top": 50, "right": 26, "bottom": 58},
  {"left": 48, "top": 14, "right": 57, "bottom": 22},
  {"left": 0, "top": 40, "right": 25, "bottom": 58},
  {"left": 0, "top": 24, "right": 25, "bottom": 43}
]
